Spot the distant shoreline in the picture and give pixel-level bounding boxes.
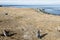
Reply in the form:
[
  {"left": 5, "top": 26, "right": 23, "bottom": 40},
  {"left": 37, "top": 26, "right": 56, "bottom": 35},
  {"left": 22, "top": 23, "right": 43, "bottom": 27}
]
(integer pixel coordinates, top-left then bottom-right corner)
[
  {"left": 0, "top": 5, "right": 60, "bottom": 8},
  {"left": 0, "top": 5, "right": 2, "bottom": 7},
  {"left": 0, "top": 6, "right": 60, "bottom": 16},
  {"left": 35, "top": 8, "right": 60, "bottom": 16}
]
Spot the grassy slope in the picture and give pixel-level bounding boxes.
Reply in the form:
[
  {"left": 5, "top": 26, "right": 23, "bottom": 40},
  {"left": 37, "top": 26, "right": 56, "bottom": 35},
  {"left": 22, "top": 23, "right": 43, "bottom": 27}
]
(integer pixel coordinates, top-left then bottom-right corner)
[{"left": 0, "top": 7, "right": 60, "bottom": 40}]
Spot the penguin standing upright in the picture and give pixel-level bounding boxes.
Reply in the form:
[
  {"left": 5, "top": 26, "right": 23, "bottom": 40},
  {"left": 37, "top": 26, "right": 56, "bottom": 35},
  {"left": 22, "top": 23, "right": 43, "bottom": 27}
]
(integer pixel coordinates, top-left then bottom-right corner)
[{"left": 3, "top": 30, "right": 9, "bottom": 37}]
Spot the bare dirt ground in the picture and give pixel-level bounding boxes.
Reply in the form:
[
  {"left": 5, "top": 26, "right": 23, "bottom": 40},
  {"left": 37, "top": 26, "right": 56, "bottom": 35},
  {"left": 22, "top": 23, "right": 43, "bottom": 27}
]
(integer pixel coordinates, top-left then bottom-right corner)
[{"left": 0, "top": 7, "right": 60, "bottom": 40}]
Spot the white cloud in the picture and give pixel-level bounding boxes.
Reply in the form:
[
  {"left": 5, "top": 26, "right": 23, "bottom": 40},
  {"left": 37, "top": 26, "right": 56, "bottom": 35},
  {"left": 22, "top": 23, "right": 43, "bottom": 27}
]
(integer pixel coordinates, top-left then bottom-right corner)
[{"left": 0, "top": 0, "right": 60, "bottom": 5}]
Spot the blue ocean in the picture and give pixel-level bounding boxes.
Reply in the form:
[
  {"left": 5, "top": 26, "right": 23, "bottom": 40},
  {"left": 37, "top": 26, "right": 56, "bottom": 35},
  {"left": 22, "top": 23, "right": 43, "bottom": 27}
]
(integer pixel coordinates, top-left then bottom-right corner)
[{"left": 2, "top": 5, "right": 60, "bottom": 15}]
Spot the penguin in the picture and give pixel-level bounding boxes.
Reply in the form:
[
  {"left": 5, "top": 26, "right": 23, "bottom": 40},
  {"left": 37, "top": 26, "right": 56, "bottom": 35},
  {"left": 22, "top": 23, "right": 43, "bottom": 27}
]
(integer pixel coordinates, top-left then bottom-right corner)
[
  {"left": 37, "top": 30, "right": 47, "bottom": 39},
  {"left": 3, "top": 30, "right": 9, "bottom": 37}
]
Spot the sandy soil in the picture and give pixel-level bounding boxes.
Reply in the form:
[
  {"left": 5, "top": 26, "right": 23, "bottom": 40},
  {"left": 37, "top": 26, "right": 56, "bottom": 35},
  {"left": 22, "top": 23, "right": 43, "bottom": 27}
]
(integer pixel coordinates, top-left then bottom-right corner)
[{"left": 0, "top": 7, "right": 60, "bottom": 40}]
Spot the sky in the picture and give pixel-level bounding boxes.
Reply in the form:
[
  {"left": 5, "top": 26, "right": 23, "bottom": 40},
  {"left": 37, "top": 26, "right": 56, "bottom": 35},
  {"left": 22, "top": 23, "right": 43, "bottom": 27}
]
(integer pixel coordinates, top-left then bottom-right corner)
[{"left": 0, "top": 0, "right": 60, "bottom": 5}]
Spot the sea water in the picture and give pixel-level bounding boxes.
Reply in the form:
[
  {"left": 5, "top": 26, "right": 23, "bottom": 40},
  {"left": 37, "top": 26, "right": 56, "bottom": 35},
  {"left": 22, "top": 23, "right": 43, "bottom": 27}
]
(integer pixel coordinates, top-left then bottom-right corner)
[{"left": 43, "top": 8, "right": 60, "bottom": 15}]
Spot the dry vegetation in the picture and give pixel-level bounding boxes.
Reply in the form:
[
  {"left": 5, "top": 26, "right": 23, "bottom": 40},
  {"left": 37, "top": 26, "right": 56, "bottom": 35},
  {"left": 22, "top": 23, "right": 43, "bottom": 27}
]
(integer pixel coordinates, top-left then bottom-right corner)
[{"left": 0, "top": 7, "right": 60, "bottom": 40}]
